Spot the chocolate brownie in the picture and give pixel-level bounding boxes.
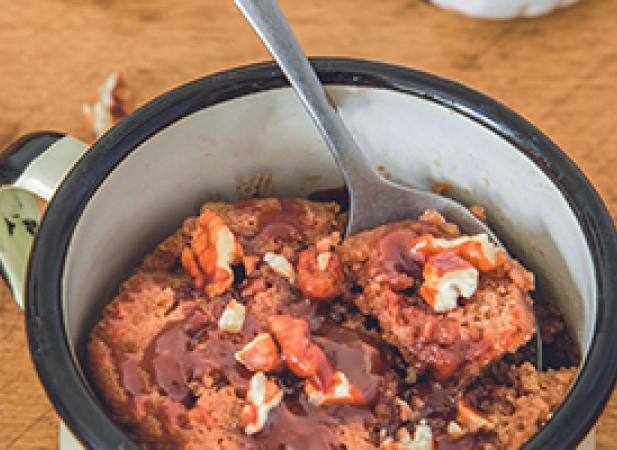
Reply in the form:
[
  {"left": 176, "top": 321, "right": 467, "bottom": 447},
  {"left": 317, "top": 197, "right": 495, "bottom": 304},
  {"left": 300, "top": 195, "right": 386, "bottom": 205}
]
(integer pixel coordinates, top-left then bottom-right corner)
[{"left": 88, "top": 198, "right": 578, "bottom": 449}]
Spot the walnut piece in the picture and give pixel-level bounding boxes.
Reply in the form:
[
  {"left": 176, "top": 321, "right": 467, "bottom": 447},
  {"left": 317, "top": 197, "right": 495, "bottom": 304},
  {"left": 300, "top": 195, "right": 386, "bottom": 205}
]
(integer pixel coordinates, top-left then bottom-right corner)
[
  {"left": 419, "top": 252, "right": 479, "bottom": 312},
  {"left": 446, "top": 421, "right": 465, "bottom": 439},
  {"left": 380, "top": 420, "right": 433, "bottom": 450},
  {"left": 395, "top": 397, "right": 415, "bottom": 422},
  {"left": 409, "top": 233, "right": 502, "bottom": 272},
  {"left": 182, "top": 209, "right": 243, "bottom": 296},
  {"left": 218, "top": 299, "right": 245, "bottom": 333},
  {"left": 235, "top": 333, "right": 282, "bottom": 373},
  {"left": 456, "top": 399, "right": 493, "bottom": 433},
  {"left": 268, "top": 315, "right": 334, "bottom": 386},
  {"left": 297, "top": 247, "right": 344, "bottom": 301},
  {"left": 82, "top": 72, "right": 131, "bottom": 140},
  {"left": 263, "top": 252, "right": 295, "bottom": 283},
  {"left": 241, "top": 372, "right": 283, "bottom": 435},
  {"left": 268, "top": 315, "right": 367, "bottom": 407},
  {"left": 469, "top": 205, "right": 487, "bottom": 222},
  {"left": 304, "top": 370, "right": 366, "bottom": 406}
]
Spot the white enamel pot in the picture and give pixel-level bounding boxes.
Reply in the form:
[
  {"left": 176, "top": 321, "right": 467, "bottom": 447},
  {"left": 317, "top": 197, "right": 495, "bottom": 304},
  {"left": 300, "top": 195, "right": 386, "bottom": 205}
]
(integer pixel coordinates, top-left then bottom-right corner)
[{"left": 0, "top": 59, "right": 614, "bottom": 449}]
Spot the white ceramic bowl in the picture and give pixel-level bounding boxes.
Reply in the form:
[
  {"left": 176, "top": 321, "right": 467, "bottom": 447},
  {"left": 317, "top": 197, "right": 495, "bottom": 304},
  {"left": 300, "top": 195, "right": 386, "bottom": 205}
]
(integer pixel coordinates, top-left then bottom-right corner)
[{"left": 429, "top": 0, "right": 579, "bottom": 19}]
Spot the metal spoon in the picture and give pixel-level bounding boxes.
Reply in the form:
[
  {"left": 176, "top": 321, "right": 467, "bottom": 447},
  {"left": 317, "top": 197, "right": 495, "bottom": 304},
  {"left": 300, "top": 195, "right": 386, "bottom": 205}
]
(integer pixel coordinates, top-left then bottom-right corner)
[{"left": 234, "top": 0, "right": 542, "bottom": 369}]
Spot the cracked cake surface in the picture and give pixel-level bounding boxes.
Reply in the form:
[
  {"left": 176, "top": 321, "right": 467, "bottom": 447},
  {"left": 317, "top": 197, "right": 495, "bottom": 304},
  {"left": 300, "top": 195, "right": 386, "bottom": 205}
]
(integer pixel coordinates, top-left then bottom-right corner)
[{"left": 88, "top": 198, "right": 578, "bottom": 449}]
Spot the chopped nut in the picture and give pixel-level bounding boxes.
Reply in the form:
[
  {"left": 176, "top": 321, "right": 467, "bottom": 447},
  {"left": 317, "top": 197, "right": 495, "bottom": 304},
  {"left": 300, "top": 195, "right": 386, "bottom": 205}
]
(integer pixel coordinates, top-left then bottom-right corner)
[
  {"left": 263, "top": 252, "right": 295, "bottom": 282},
  {"left": 420, "top": 252, "right": 478, "bottom": 312},
  {"left": 380, "top": 420, "right": 433, "bottom": 450},
  {"left": 447, "top": 421, "right": 465, "bottom": 439},
  {"left": 418, "top": 209, "right": 447, "bottom": 225},
  {"left": 317, "top": 251, "right": 332, "bottom": 271},
  {"left": 410, "top": 421, "right": 434, "bottom": 450},
  {"left": 409, "top": 233, "right": 502, "bottom": 272},
  {"left": 456, "top": 399, "right": 493, "bottom": 432},
  {"left": 181, "top": 209, "right": 243, "bottom": 296},
  {"left": 469, "top": 205, "right": 487, "bottom": 222},
  {"left": 380, "top": 438, "right": 396, "bottom": 449},
  {"left": 235, "top": 333, "right": 282, "bottom": 373},
  {"left": 82, "top": 72, "right": 131, "bottom": 140},
  {"left": 268, "top": 315, "right": 335, "bottom": 390},
  {"left": 243, "top": 255, "right": 260, "bottom": 276},
  {"left": 305, "top": 370, "right": 366, "bottom": 406},
  {"left": 297, "top": 247, "right": 344, "bottom": 301},
  {"left": 405, "top": 366, "right": 417, "bottom": 385},
  {"left": 506, "top": 259, "right": 535, "bottom": 291},
  {"left": 241, "top": 372, "right": 283, "bottom": 435},
  {"left": 395, "top": 397, "right": 415, "bottom": 422},
  {"left": 218, "top": 299, "right": 246, "bottom": 333},
  {"left": 431, "top": 181, "right": 452, "bottom": 196},
  {"left": 315, "top": 232, "right": 341, "bottom": 253},
  {"left": 445, "top": 234, "right": 499, "bottom": 271}
]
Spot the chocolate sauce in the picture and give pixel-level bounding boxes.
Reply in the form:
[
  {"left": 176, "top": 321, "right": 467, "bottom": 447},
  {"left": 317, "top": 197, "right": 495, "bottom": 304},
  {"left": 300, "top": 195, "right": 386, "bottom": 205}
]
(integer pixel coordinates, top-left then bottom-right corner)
[
  {"left": 120, "top": 356, "right": 145, "bottom": 397},
  {"left": 428, "top": 251, "right": 470, "bottom": 275},
  {"left": 141, "top": 311, "right": 244, "bottom": 404},
  {"left": 376, "top": 230, "right": 422, "bottom": 273},
  {"left": 256, "top": 199, "right": 306, "bottom": 242},
  {"left": 371, "top": 230, "right": 422, "bottom": 290},
  {"left": 252, "top": 394, "right": 373, "bottom": 450},
  {"left": 314, "top": 323, "right": 386, "bottom": 404},
  {"left": 251, "top": 397, "right": 338, "bottom": 450},
  {"left": 245, "top": 321, "right": 383, "bottom": 449},
  {"left": 307, "top": 185, "right": 350, "bottom": 212},
  {"left": 405, "top": 380, "right": 458, "bottom": 430},
  {"left": 436, "top": 434, "right": 478, "bottom": 450},
  {"left": 420, "top": 382, "right": 457, "bottom": 419}
]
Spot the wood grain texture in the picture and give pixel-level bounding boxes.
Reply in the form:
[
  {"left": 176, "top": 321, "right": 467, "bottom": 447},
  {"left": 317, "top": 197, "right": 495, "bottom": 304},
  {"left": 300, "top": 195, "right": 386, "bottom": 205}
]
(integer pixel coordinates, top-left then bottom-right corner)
[{"left": 0, "top": 0, "right": 616, "bottom": 448}]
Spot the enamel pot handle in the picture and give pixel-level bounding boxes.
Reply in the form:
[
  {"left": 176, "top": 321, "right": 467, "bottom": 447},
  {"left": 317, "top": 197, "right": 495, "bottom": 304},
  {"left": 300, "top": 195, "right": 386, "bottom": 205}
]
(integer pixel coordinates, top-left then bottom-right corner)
[{"left": 0, "top": 132, "right": 88, "bottom": 308}]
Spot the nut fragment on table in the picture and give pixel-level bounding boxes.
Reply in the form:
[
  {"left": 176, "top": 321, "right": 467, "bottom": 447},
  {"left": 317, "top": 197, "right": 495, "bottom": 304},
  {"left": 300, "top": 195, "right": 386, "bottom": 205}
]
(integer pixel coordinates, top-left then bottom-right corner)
[{"left": 82, "top": 72, "right": 131, "bottom": 140}]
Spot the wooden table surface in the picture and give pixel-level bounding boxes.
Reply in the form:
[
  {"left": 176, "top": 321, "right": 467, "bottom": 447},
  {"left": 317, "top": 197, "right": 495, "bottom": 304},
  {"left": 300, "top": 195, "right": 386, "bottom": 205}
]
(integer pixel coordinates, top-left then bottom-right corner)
[{"left": 1, "top": 0, "right": 616, "bottom": 448}]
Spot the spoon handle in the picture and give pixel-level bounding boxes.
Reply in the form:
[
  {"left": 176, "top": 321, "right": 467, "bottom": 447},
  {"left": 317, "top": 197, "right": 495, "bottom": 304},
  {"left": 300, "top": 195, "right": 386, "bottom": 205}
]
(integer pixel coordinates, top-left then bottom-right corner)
[{"left": 234, "top": 0, "right": 378, "bottom": 191}]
